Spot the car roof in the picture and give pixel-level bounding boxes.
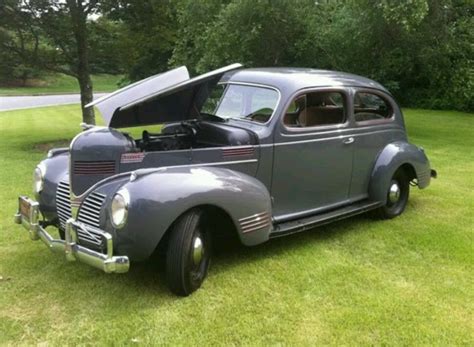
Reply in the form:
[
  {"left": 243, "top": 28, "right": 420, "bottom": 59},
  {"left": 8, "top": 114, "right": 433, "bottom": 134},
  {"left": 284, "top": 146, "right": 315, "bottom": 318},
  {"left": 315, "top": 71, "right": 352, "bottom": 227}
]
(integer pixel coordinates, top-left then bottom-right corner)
[{"left": 222, "top": 67, "right": 389, "bottom": 94}]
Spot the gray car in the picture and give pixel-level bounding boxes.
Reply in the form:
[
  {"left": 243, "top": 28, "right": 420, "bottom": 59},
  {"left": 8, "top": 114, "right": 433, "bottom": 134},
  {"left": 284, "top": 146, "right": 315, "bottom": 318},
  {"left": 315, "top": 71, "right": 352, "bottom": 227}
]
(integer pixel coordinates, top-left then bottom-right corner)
[{"left": 15, "top": 64, "right": 436, "bottom": 296}]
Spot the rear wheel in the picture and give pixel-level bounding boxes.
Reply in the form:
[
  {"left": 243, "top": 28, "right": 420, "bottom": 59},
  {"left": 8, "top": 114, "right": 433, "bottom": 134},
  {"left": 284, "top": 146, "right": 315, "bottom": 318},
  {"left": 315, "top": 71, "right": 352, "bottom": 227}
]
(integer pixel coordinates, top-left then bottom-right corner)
[
  {"left": 375, "top": 169, "right": 410, "bottom": 219},
  {"left": 166, "top": 209, "right": 211, "bottom": 296}
]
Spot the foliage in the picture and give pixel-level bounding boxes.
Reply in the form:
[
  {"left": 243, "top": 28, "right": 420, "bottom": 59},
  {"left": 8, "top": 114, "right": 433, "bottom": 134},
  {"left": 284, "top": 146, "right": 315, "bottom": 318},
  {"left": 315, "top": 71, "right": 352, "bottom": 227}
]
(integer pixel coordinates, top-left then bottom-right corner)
[
  {"left": 169, "top": 0, "right": 227, "bottom": 74},
  {"left": 168, "top": 0, "right": 474, "bottom": 112},
  {"left": 88, "top": 18, "right": 126, "bottom": 75},
  {"left": 0, "top": 0, "right": 472, "bottom": 112},
  {"left": 103, "top": 0, "right": 178, "bottom": 81},
  {"left": 0, "top": 105, "right": 473, "bottom": 344},
  {"left": 0, "top": 0, "right": 45, "bottom": 84},
  {"left": 0, "top": 0, "right": 99, "bottom": 123}
]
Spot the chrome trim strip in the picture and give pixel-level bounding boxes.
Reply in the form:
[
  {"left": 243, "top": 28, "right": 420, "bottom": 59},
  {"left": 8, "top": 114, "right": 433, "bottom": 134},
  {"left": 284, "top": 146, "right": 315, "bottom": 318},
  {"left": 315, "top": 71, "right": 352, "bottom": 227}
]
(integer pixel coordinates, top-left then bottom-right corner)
[
  {"left": 239, "top": 211, "right": 269, "bottom": 222},
  {"left": 72, "top": 158, "right": 259, "bottom": 200},
  {"left": 238, "top": 211, "right": 271, "bottom": 234},
  {"left": 222, "top": 146, "right": 255, "bottom": 157},
  {"left": 274, "top": 128, "right": 405, "bottom": 147},
  {"left": 153, "top": 159, "right": 259, "bottom": 171},
  {"left": 242, "top": 220, "right": 270, "bottom": 231},
  {"left": 242, "top": 222, "right": 271, "bottom": 234}
]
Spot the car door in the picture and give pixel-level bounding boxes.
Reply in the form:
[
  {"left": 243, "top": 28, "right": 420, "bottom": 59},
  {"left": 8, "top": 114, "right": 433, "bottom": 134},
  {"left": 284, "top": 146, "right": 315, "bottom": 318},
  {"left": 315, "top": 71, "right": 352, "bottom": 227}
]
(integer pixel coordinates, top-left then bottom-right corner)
[
  {"left": 271, "top": 88, "right": 355, "bottom": 222},
  {"left": 348, "top": 88, "right": 406, "bottom": 200}
]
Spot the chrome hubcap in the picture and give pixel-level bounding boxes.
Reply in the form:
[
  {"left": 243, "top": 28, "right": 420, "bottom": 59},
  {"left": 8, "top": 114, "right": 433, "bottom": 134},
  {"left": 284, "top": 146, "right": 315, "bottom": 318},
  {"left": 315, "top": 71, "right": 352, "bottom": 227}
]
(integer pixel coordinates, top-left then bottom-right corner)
[
  {"left": 192, "top": 236, "right": 204, "bottom": 266},
  {"left": 388, "top": 182, "right": 401, "bottom": 204}
]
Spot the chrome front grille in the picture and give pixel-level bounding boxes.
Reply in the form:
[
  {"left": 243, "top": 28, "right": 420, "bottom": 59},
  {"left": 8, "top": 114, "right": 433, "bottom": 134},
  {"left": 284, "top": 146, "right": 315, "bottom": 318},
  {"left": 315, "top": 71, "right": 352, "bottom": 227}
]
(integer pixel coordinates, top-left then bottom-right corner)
[
  {"left": 75, "top": 223, "right": 106, "bottom": 248},
  {"left": 77, "top": 192, "right": 105, "bottom": 228},
  {"left": 56, "top": 180, "right": 72, "bottom": 229},
  {"left": 55, "top": 179, "right": 106, "bottom": 250},
  {"left": 77, "top": 192, "right": 106, "bottom": 248}
]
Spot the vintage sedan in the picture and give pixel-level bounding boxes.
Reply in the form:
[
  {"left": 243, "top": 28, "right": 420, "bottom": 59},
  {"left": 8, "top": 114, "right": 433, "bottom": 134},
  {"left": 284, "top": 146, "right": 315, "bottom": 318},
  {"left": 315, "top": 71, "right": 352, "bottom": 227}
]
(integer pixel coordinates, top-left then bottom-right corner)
[{"left": 15, "top": 64, "right": 436, "bottom": 295}]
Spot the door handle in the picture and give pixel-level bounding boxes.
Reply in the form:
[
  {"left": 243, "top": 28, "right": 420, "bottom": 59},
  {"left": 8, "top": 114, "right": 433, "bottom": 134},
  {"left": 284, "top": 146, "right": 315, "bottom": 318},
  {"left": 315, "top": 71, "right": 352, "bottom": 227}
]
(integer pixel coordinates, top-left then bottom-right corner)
[{"left": 343, "top": 137, "right": 354, "bottom": 145}]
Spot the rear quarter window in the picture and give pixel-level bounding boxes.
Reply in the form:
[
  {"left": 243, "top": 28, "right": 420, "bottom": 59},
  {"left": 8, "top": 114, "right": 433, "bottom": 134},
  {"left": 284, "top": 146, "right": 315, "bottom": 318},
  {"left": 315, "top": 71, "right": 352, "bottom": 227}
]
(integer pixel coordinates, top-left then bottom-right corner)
[{"left": 354, "top": 92, "right": 393, "bottom": 123}]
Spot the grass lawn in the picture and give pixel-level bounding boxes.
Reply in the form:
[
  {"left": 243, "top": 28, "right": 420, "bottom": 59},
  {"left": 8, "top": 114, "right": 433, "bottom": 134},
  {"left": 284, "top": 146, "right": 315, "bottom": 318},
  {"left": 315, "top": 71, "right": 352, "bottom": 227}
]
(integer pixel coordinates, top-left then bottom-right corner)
[
  {"left": 0, "top": 106, "right": 473, "bottom": 345},
  {"left": 0, "top": 73, "right": 121, "bottom": 96}
]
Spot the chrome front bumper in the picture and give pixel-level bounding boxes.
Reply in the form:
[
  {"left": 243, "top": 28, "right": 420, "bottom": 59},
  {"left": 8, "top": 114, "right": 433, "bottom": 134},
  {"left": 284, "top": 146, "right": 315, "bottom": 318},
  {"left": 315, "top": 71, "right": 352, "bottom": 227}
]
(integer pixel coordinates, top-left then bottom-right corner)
[{"left": 14, "top": 196, "right": 129, "bottom": 274}]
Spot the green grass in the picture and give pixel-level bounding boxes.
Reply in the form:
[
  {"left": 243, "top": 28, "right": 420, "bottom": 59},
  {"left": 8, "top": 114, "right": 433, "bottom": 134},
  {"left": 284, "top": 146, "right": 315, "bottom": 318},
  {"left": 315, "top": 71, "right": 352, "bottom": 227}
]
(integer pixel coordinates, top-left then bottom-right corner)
[
  {"left": 0, "top": 106, "right": 473, "bottom": 345},
  {"left": 0, "top": 73, "right": 122, "bottom": 96}
]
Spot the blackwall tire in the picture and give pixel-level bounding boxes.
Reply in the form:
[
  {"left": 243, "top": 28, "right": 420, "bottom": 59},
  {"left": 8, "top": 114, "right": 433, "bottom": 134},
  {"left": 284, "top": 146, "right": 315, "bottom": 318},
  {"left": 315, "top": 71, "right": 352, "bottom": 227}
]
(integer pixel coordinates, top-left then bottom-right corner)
[
  {"left": 166, "top": 209, "right": 211, "bottom": 296},
  {"left": 375, "top": 169, "right": 410, "bottom": 219}
]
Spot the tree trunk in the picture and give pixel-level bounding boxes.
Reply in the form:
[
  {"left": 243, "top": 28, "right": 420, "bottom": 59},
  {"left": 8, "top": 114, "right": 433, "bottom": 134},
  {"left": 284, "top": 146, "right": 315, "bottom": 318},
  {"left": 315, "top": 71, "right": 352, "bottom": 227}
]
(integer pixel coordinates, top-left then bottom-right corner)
[
  {"left": 78, "top": 74, "right": 95, "bottom": 125},
  {"left": 21, "top": 71, "right": 28, "bottom": 87},
  {"left": 67, "top": 0, "right": 95, "bottom": 125}
]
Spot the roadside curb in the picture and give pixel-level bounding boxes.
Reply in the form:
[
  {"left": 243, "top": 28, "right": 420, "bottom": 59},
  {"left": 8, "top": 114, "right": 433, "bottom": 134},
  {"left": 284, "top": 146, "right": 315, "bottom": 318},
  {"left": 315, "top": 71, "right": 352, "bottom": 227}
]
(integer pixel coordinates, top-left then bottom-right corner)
[
  {"left": 0, "top": 102, "right": 79, "bottom": 113},
  {"left": 0, "top": 91, "right": 112, "bottom": 97}
]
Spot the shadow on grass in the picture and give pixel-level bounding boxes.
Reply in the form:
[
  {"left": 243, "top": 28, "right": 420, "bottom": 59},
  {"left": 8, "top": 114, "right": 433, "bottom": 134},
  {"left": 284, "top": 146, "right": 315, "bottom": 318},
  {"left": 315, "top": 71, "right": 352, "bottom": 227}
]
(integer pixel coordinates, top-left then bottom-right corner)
[
  {"left": 109, "top": 213, "right": 373, "bottom": 293},
  {"left": 7, "top": 212, "right": 378, "bottom": 309}
]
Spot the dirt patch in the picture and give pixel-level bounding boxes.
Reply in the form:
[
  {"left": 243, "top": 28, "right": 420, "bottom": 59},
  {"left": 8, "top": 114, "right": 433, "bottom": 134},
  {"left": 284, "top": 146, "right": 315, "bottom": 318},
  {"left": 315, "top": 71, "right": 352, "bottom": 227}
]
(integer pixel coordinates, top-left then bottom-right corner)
[{"left": 33, "top": 139, "right": 71, "bottom": 153}]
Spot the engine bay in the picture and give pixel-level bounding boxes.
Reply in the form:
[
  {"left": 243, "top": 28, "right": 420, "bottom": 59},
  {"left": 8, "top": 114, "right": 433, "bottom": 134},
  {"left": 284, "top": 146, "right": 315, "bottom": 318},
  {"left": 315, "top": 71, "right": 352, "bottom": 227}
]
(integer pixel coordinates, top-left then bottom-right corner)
[{"left": 134, "top": 121, "right": 258, "bottom": 152}]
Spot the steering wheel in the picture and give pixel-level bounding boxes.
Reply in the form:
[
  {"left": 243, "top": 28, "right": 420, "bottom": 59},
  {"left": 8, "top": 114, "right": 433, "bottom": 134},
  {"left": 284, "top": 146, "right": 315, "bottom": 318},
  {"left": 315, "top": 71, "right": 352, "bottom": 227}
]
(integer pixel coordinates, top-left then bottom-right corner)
[{"left": 244, "top": 108, "right": 274, "bottom": 122}]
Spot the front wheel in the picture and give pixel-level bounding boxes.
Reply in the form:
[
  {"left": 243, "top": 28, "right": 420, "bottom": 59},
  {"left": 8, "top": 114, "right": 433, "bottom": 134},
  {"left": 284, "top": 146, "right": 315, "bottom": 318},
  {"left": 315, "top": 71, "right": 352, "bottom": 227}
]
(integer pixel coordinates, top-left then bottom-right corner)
[
  {"left": 166, "top": 209, "right": 211, "bottom": 296},
  {"left": 375, "top": 169, "right": 410, "bottom": 219}
]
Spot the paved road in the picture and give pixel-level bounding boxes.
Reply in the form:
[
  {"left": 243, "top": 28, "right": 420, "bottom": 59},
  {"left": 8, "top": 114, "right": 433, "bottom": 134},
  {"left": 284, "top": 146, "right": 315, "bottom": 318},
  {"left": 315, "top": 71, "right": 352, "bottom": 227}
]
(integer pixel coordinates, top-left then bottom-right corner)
[{"left": 0, "top": 93, "right": 108, "bottom": 111}]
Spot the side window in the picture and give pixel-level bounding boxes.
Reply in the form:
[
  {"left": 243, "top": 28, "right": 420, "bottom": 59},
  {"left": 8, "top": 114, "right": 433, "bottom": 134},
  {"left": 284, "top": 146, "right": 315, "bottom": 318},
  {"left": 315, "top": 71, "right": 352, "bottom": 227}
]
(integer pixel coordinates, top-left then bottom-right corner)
[
  {"left": 283, "top": 91, "right": 346, "bottom": 128},
  {"left": 354, "top": 92, "right": 393, "bottom": 123}
]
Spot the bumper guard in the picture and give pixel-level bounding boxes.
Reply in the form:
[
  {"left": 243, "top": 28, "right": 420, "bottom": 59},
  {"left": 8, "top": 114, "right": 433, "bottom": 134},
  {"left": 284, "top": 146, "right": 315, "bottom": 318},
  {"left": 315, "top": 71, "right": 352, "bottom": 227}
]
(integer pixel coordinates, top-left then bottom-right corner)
[{"left": 14, "top": 196, "right": 129, "bottom": 273}]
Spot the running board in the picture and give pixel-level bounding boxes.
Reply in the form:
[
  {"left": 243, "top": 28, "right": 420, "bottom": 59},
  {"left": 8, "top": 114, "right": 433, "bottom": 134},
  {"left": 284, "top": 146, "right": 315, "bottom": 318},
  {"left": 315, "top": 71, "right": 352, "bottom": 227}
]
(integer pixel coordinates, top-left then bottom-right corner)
[{"left": 270, "top": 200, "right": 382, "bottom": 238}]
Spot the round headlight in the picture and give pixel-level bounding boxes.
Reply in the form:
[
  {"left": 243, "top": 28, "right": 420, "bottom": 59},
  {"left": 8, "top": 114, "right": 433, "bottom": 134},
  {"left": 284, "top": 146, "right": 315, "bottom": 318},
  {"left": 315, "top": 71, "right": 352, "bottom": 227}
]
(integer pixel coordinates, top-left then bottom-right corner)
[
  {"left": 33, "top": 164, "right": 45, "bottom": 193},
  {"left": 110, "top": 188, "right": 129, "bottom": 229}
]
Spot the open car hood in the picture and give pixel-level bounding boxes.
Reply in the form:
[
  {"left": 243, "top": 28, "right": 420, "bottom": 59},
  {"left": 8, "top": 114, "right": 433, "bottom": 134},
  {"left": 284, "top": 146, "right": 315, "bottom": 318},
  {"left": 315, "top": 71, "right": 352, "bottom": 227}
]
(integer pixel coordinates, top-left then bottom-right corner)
[{"left": 87, "top": 63, "right": 243, "bottom": 128}]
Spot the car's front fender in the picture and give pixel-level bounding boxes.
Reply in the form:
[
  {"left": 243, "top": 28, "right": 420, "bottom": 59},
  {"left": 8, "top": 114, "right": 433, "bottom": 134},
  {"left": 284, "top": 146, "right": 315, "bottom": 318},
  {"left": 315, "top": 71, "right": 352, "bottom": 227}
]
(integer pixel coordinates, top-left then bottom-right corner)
[
  {"left": 115, "top": 166, "right": 272, "bottom": 261},
  {"left": 369, "top": 141, "right": 432, "bottom": 203}
]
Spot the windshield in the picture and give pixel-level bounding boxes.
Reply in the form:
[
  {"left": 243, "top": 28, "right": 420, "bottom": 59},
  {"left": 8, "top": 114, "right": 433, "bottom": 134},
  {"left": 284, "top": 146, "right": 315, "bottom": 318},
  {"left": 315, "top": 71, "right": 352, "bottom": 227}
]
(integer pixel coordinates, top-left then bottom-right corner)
[{"left": 201, "top": 84, "right": 279, "bottom": 123}]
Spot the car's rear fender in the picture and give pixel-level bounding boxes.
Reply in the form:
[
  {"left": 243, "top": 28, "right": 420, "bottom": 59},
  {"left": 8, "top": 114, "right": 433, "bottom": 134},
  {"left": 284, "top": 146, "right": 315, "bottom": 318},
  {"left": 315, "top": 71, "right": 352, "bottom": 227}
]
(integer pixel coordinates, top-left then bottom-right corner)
[
  {"left": 117, "top": 166, "right": 272, "bottom": 261},
  {"left": 369, "top": 141, "right": 432, "bottom": 203}
]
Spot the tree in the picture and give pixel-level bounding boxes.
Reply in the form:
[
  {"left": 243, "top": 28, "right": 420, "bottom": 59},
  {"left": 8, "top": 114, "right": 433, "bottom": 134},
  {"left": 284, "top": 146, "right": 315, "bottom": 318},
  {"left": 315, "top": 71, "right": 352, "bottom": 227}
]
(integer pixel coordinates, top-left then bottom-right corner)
[
  {"left": 0, "top": 1, "right": 43, "bottom": 85},
  {"left": 103, "top": 0, "right": 178, "bottom": 82},
  {"left": 0, "top": 0, "right": 100, "bottom": 124},
  {"left": 65, "top": 0, "right": 97, "bottom": 124},
  {"left": 168, "top": 0, "right": 472, "bottom": 111},
  {"left": 1, "top": 0, "right": 472, "bottom": 114},
  {"left": 172, "top": 0, "right": 313, "bottom": 72},
  {"left": 170, "top": 0, "right": 227, "bottom": 74}
]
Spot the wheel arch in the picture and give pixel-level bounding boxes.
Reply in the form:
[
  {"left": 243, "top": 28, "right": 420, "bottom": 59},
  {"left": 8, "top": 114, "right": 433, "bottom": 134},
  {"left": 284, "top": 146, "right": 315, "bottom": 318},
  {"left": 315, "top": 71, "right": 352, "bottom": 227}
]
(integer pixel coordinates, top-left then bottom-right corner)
[
  {"left": 118, "top": 166, "right": 273, "bottom": 261},
  {"left": 399, "top": 162, "right": 417, "bottom": 181},
  {"left": 155, "top": 204, "right": 240, "bottom": 255},
  {"left": 369, "top": 141, "right": 432, "bottom": 203}
]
